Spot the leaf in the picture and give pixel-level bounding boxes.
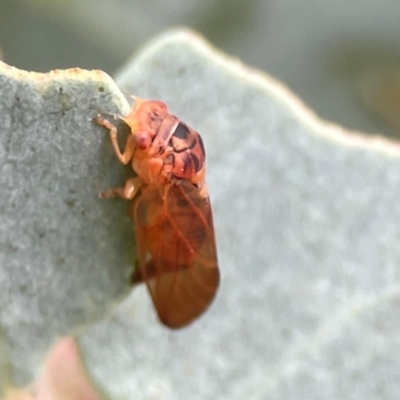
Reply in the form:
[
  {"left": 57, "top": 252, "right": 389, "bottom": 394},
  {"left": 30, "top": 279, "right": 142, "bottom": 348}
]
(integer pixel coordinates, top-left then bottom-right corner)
[
  {"left": 80, "top": 30, "right": 400, "bottom": 399},
  {"left": 0, "top": 63, "right": 133, "bottom": 389}
]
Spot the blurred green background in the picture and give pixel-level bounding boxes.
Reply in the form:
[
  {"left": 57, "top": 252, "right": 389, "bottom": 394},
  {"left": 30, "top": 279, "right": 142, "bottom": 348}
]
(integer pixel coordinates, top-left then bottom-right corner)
[{"left": 2, "top": 0, "right": 400, "bottom": 138}]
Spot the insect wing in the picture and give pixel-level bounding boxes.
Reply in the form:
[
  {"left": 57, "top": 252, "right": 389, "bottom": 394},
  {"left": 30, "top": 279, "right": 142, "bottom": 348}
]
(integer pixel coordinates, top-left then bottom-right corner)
[{"left": 133, "top": 181, "right": 219, "bottom": 328}]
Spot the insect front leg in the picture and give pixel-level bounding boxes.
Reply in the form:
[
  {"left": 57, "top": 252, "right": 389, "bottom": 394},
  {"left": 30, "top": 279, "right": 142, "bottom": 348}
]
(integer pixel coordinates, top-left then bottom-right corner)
[
  {"left": 100, "top": 177, "right": 142, "bottom": 200},
  {"left": 160, "top": 149, "right": 175, "bottom": 180},
  {"left": 95, "top": 115, "right": 135, "bottom": 165}
]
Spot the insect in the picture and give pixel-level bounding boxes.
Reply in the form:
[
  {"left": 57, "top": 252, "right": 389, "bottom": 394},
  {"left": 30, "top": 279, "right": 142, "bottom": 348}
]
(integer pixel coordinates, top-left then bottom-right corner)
[{"left": 96, "top": 98, "right": 219, "bottom": 329}]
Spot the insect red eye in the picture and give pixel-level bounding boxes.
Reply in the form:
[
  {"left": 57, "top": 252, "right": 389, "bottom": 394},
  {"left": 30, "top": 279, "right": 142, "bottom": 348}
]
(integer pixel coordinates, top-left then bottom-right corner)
[{"left": 135, "top": 132, "right": 151, "bottom": 150}]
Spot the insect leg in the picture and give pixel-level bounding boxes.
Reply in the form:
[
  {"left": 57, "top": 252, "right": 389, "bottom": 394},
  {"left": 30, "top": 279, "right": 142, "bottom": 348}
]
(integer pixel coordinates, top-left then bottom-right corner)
[
  {"left": 130, "top": 259, "right": 147, "bottom": 284},
  {"left": 100, "top": 177, "right": 142, "bottom": 200},
  {"left": 95, "top": 115, "right": 135, "bottom": 165}
]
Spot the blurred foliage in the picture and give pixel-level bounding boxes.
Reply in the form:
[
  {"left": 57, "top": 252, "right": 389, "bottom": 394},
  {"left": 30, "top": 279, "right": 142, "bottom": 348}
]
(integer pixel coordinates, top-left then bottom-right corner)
[{"left": 2, "top": 0, "right": 400, "bottom": 138}]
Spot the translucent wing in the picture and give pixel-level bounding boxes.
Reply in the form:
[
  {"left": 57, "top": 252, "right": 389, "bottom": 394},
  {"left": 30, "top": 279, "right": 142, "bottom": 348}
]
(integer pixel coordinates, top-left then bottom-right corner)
[{"left": 132, "top": 180, "right": 219, "bottom": 329}]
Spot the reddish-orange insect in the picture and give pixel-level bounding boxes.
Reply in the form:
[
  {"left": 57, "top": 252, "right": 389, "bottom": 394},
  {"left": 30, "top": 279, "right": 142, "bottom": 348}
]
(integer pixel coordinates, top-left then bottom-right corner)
[{"left": 96, "top": 98, "right": 219, "bottom": 329}]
